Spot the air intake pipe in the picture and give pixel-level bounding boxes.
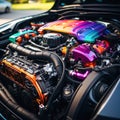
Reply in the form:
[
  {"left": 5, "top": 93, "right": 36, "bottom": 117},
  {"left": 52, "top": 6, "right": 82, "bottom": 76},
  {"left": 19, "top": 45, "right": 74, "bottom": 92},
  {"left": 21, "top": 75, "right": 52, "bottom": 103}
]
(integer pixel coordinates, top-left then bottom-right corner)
[{"left": 8, "top": 43, "right": 63, "bottom": 77}]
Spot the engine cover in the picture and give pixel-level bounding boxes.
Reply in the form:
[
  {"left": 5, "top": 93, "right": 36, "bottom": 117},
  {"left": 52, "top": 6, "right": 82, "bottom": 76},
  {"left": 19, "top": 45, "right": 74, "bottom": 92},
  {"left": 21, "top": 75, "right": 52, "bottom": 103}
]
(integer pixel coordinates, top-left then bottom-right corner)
[{"left": 38, "top": 20, "right": 106, "bottom": 43}]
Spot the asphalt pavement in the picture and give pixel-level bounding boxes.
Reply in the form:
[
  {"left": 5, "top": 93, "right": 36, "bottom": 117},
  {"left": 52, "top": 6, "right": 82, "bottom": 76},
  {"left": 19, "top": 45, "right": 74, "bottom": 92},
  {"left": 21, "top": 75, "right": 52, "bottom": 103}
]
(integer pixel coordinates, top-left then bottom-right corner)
[{"left": 0, "top": 10, "right": 45, "bottom": 25}]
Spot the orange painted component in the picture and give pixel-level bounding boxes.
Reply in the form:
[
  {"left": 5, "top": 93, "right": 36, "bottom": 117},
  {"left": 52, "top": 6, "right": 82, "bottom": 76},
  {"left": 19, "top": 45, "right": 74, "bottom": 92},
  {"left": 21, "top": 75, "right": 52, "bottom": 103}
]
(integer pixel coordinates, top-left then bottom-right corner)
[
  {"left": 38, "top": 29, "right": 44, "bottom": 35},
  {"left": 16, "top": 36, "right": 22, "bottom": 44},
  {"left": 31, "top": 33, "right": 36, "bottom": 37},
  {"left": 84, "top": 61, "right": 96, "bottom": 68},
  {"left": 0, "top": 60, "right": 45, "bottom": 104},
  {"left": 31, "top": 22, "right": 44, "bottom": 27},
  {"left": 24, "top": 33, "right": 36, "bottom": 39},
  {"left": 93, "top": 40, "right": 110, "bottom": 54},
  {"left": 24, "top": 34, "right": 30, "bottom": 39},
  {"left": 61, "top": 47, "right": 67, "bottom": 55}
]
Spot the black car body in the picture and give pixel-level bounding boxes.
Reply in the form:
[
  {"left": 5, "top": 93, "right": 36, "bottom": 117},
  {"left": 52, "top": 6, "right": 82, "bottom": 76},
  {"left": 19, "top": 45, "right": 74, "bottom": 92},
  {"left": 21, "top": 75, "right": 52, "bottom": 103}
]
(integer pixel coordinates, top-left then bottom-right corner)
[{"left": 0, "top": 0, "right": 120, "bottom": 120}]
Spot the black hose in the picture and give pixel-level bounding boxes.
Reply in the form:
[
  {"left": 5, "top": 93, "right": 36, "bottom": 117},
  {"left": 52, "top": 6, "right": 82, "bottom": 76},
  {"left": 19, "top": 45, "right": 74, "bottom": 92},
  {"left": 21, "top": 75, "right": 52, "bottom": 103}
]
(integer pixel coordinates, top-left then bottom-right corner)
[
  {"left": 46, "top": 53, "right": 65, "bottom": 107},
  {"left": 8, "top": 43, "right": 63, "bottom": 77},
  {"left": 0, "top": 83, "right": 16, "bottom": 103},
  {"left": 0, "top": 83, "right": 39, "bottom": 120},
  {"left": 29, "top": 40, "right": 66, "bottom": 51},
  {"left": 111, "top": 51, "right": 120, "bottom": 58},
  {"left": 73, "top": 65, "right": 93, "bottom": 70},
  {"left": 94, "top": 64, "right": 120, "bottom": 72}
]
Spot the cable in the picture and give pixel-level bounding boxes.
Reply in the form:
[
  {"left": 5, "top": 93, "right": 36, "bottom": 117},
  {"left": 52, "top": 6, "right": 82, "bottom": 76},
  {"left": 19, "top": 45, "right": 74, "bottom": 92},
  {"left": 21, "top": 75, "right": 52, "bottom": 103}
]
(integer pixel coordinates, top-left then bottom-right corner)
[
  {"left": 94, "top": 64, "right": 120, "bottom": 72},
  {"left": 29, "top": 40, "right": 66, "bottom": 51}
]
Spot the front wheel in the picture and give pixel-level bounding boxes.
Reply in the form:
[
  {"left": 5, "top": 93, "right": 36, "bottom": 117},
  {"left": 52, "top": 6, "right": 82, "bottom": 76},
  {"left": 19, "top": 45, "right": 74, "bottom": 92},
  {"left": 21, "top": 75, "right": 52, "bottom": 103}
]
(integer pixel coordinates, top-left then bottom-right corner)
[{"left": 5, "top": 7, "right": 10, "bottom": 13}]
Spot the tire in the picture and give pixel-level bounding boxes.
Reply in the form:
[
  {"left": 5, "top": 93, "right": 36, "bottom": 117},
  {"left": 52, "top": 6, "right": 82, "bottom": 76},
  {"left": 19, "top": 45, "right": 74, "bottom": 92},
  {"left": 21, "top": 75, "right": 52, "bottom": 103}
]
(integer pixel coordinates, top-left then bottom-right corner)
[{"left": 5, "top": 7, "right": 10, "bottom": 13}]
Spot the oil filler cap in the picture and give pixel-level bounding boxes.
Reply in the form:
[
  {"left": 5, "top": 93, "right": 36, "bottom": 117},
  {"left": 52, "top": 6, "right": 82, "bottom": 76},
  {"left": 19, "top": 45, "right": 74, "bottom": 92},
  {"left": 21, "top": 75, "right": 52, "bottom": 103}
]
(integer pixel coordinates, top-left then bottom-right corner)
[{"left": 43, "top": 33, "right": 64, "bottom": 48}]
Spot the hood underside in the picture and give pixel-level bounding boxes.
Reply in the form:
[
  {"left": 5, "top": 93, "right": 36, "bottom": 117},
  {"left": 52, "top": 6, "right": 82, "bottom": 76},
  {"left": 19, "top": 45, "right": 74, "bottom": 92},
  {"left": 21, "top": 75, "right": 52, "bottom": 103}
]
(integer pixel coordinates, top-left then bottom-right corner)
[{"left": 52, "top": 0, "right": 120, "bottom": 10}]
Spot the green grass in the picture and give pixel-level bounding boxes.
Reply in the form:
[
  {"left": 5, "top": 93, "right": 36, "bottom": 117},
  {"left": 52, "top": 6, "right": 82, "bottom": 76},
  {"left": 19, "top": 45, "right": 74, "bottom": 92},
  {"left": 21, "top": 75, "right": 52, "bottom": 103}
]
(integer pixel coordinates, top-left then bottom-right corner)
[{"left": 12, "top": 2, "right": 54, "bottom": 10}]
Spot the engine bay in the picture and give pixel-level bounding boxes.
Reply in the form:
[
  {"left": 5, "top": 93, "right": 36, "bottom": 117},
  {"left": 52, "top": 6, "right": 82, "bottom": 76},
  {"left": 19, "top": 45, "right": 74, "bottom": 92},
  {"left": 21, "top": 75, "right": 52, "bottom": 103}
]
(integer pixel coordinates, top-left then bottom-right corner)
[{"left": 1, "top": 17, "right": 120, "bottom": 119}]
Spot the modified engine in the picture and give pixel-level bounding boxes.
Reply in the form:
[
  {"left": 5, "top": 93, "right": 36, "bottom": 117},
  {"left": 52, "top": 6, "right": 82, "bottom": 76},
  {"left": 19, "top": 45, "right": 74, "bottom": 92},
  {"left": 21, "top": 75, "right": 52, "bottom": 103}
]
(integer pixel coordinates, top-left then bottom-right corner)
[{"left": 1, "top": 19, "right": 120, "bottom": 120}]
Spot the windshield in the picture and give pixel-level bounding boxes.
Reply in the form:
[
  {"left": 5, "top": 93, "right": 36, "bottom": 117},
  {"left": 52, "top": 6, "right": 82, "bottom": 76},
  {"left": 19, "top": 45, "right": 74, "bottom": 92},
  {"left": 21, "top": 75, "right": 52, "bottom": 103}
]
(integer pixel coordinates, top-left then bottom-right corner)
[{"left": 59, "top": 0, "right": 120, "bottom": 5}]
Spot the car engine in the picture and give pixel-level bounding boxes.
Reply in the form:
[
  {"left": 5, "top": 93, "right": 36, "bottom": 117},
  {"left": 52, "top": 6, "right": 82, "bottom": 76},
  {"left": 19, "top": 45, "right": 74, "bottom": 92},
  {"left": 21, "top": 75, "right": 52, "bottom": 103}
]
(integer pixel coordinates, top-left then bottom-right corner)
[{"left": 0, "top": 19, "right": 120, "bottom": 120}]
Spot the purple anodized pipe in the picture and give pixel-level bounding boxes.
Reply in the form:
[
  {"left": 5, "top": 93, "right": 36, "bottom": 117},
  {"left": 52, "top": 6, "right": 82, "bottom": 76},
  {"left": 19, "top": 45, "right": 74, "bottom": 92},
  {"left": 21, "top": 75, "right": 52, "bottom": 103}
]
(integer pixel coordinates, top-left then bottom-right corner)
[{"left": 69, "top": 70, "right": 90, "bottom": 80}]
